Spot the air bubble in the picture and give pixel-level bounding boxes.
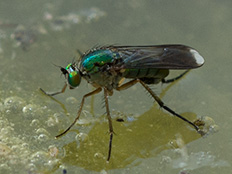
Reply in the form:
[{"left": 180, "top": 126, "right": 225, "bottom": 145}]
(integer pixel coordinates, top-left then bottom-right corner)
[
  {"left": 65, "top": 97, "right": 78, "bottom": 104},
  {"left": 21, "top": 143, "right": 29, "bottom": 148},
  {"left": 46, "top": 115, "right": 59, "bottom": 127},
  {"left": 30, "top": 119, "right": 40, "bottom": 127},
  {"left": 38, "top": 134, "right": 49, "bottom": 142},
  {"left": 22, "top": 104, "right": 37, "bottom": 113},
  {"left": 75, "top": 132, "right": 88, "bottom": 143},
  {"left": 30, "top": 151, "right": 47, "bottom": 163},
  {"left": 36, "top": 128, "right": 49, "bottom": 135},
  {"left": 26, "top": 163, "right": 37, "bottom": 172},
  {"left": 48, "top": 145, "right": 59, "bottom": 157},
  {"left": 94, "top": 152, "right": 104, "bottom": 158},
  {"left": 0, "top": 143, "right": 11, "bottom": 156},
  {"left": 3, "top": 96, "right": 25, "bottom": 112}
]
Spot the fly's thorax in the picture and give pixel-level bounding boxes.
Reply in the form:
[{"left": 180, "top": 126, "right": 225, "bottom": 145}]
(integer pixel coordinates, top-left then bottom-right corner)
[
  {"left": 77, "top": 48, "right": 122, "bottom": 90},
  {"left": 82, "top": 69, "right": 123, "bottom": 91},
  {"left": 80, "top": 49, "right": 120, "bottom": 74}
]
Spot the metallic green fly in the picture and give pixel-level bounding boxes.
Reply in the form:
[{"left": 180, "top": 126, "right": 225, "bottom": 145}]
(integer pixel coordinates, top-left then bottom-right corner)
[{"left": 40, "top": 44, "right": 205, "bottom": 161}]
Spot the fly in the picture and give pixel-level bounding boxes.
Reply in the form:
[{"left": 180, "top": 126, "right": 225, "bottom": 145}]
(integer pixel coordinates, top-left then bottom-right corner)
[{"left": 40, "top": 44, "right": 205, "bottom": 161}]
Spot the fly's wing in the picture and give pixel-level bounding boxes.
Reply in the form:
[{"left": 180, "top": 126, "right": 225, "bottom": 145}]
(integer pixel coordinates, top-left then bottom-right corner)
[{"left": 109, "top": 45, "right": 204, "bottom": 69}]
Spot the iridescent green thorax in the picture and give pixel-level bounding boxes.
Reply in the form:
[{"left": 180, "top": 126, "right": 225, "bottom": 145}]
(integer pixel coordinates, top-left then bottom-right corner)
[
  {"left": 78, "top": 49, "right": 122, "bottom": 90},
  {"left": 80, "top": 49, "right": 119, "bottom": 74}
]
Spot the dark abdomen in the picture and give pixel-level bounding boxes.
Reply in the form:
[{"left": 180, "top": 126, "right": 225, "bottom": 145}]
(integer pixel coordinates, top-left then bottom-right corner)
[{"left": 122, "top": 68, "right": 169, "bottom": 84}]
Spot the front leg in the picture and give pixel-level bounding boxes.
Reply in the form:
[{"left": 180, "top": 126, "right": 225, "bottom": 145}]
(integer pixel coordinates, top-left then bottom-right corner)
[
  {"left": 40, "top": 83, "right": 68, "bottom": 96},
  {"left": 56, "top": 87, "right": 102, "bottom": 138}
]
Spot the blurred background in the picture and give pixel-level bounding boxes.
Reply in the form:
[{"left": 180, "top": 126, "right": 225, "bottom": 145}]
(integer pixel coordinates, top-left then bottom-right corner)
[{"left": 0, "top": 0, "right": 231, "bottom": 173}]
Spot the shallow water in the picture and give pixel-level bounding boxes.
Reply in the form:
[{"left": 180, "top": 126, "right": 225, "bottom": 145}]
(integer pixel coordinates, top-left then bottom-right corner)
[{"left": 0, "top": 0, "right": 232, "bottom": 173}]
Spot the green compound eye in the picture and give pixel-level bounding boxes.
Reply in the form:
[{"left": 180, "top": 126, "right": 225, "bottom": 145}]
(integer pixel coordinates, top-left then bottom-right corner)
[
  {"left": 65, "top": 64, "right": 81, "bottom": 88},
  {"left": 68, "top": 71, "right": 81, "bottom": 87}
]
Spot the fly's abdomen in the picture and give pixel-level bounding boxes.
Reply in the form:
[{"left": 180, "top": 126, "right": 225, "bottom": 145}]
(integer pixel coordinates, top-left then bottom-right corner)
[{"left": 122, "top": 68, "right": 169, "bottom": 84}]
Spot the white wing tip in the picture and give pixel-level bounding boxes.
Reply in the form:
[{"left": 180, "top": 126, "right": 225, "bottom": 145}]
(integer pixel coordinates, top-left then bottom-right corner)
[{"left": 190, "top": 49, "right": 205, "bottom": 66}]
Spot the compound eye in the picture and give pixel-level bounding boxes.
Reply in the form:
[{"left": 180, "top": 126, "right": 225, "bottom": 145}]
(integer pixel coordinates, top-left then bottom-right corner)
[{"left": 67, "top": 70, "right": 81, "bottom": 88}]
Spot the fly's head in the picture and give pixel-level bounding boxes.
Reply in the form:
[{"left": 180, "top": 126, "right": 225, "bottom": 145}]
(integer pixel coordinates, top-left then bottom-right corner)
[{"left": 61, "top": 63, "right": 82, "bottom": 89}]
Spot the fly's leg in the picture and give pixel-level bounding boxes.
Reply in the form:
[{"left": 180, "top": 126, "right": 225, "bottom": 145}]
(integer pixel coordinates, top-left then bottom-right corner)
[
  {"left": 116, "top": 79, "right": 204, "bottom": 135},
  {"left": 162, "top": 70, "right": 189, "bottom": 84},
  {"left": 56, "top": 87, "right": 102, "bottom": 138},
  {"left": 116, "top": 79, "right": 138, "bottom": 91},
  {"left": 139, "top": 80, "right": 204, "bottom": 135},
  {"left": 103, "top": 88, "right": 114, "bottom": 161},
  {"left": 40, "top": 83, "right": 67, "bottom": 96}
]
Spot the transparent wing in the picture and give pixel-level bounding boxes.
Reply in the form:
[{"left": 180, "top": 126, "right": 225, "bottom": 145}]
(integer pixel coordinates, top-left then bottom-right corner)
[{"left": 109, "top": 45, "right": 204, "bottom": 69}]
